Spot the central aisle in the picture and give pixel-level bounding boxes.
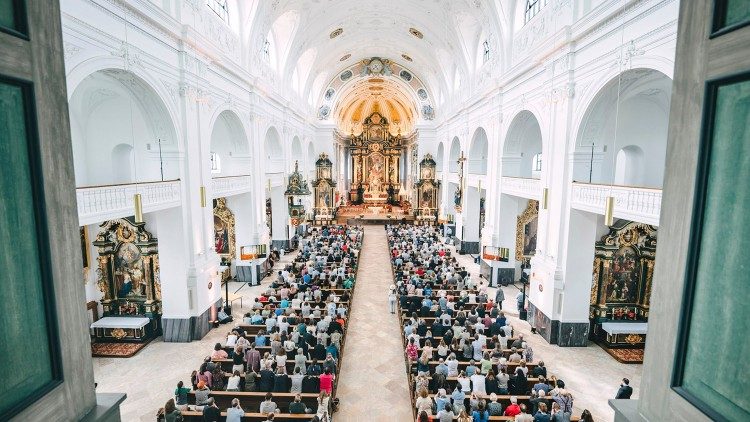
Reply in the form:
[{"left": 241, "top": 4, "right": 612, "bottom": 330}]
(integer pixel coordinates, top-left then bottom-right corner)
[{"left": 335, "top": 226, "right": 413, "bottom": 421}]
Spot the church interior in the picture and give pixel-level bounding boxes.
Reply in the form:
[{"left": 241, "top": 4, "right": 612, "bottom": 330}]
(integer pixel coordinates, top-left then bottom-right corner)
[{"left": 2, "top": 0, "right": 749, "bottom": 421}]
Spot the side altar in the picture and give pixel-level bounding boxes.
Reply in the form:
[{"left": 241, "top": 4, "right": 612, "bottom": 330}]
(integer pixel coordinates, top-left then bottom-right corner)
[
  {"left": 341, "top": 111, "right": 414, "bottom": 205},
  {"left": 91, "top": 218, "right": 162, "bottom": 343}
]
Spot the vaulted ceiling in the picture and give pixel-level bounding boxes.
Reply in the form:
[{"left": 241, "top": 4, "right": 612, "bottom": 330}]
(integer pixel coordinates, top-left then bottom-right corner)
[{"left": 250, "top": 0, "right": 510, "bottom": 129}]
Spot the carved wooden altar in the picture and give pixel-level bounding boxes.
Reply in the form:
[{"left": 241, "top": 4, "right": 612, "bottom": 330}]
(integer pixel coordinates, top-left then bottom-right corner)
[
  {"left": 345, "top": 112, "right": 406, "bottom": 203},
  {"left": 589, "top": 220, "right": 657, "bottom": 348},
  {"left": 213, "top": 197, "right": 236, "bottom": 266},
  {"left": 312, "top": 153, "right": 337, "bottom": 222},
  {"left": 93, "top": 218, "right": 161, "bottom": 341},
  {"left": 515, "top": 200, "right": 539, "bottom": 260},
  {"left": 415, "top": 153, "right": 440, "bottom": 224}
]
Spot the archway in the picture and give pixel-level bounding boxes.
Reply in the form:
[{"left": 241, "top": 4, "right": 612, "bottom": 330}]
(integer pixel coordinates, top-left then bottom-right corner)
[
  {"left": 468, "top": 128, "right": 488, "bottom": 175},
  {"left": 264, "top": 127, "right": 287, "bottom": 248},
  {"left": 448, "top": 137, "right": 461, "bottom": 173},
  {"left": 436, "top": 142, "right": 444, "bottom": 171},
  {"left": 494, "top": 111, "right": 544, "bottom": 285},
  {"left": 291, "top": 136, "right": 303, "bottom": 168},
  {"left": 68, "top": 69, "right": 178, "bottom": 186},
  {"left": 209, "top": 110, "right": 249, "bottom": 176},
  {"left": 503, "top": 110, "right": 543, "bottom": 178},
  {"left": 573, "top": 68, "right": 672, "bottom": 188}
]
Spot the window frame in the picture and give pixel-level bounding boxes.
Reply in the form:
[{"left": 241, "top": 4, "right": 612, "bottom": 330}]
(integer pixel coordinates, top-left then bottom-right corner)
[
  {"left": 0, "top": 0, "right": 29, "bottom": 39},
  {"left": 206, "top": 0, "right": 229, "bottom": 23},
  {"left": 524, "top": 0, "right": 548, "bottom": 24},
  {"left": 0, "top": 73, "right": 64, "bottom": 419},
  {"left": 532, "top": 153, "right": 542, "bottom": 172},
  {"left": 671, "top": 69, "right": 750, "bottom": 421}
]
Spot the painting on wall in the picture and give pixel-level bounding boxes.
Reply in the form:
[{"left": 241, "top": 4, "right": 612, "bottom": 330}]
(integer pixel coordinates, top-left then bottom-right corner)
[
  {"left": 80, "top": 226, "right": 90, "bottom": 273},
  {"left": 523, "top": 216, "right": 537, "bottom": 256},
  {"left": 213, "top": 197, "right": 236, "bottom": 262},
  {"left": 607, "top": 246, "right": 641, "bottom": 303},
  {"left": 114, "top": 242, "right": 146, "bottom": 298},
  {"left": 516, "top": 200, "right": 539, "bottom": 260},
  {"left": 214, "top": 216, "right": 229, "bottom": 254}
]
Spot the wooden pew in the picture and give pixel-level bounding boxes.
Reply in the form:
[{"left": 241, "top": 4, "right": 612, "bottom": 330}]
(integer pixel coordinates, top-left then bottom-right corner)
[
  {"left": 181, "top": 410, "right": 313, "bottom": 421},
  {"left": 188, "top": 390, "right": 319, "bottom": 411}
]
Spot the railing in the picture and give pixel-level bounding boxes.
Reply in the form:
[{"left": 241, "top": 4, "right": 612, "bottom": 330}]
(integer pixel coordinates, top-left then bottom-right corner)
[
  {"left": 212, "top": 175, "right": 253, "bottom": 198},
  {"left": 501, "top": 176, "right": 541, "bottom": 200},
  {"left": 76, "top": 180, "right": 181, "bottom": 226},
  {"left": 570, "top": 182, "right": 662, "bottom": 226}
]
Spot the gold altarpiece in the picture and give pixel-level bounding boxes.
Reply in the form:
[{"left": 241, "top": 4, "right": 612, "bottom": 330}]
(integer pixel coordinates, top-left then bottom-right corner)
[
  {"left": 344, "top": 112, "right": 409, "bottom": 203},
  {"left": 415, "top": 154, "right": 440, "bottom": 224},
  {"left": 93, "top": 218, "right": 161, "bottom": 340},
  {"left": 589, "top": 220, "right": 657, "bottom": 348}
]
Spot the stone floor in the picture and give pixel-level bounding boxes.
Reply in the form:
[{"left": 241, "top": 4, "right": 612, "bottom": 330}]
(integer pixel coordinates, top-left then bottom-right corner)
[
  {"left": 334, "top": 226, "right": 413, "bottom": 421},
  {"left": 92, "top": 228, "right": 641, "bottom": 421}
]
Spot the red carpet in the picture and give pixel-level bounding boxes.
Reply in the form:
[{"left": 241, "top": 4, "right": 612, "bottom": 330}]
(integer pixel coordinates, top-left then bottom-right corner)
[
  {"left": 604, "top": 347, "right": 644, "bottom": 364},
  {"left": 91, "top": 341, "right": 150, "bottom": 358}
]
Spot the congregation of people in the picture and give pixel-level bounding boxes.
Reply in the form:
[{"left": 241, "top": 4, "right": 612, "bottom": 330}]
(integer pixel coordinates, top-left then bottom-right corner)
[
  {"left": 158, "top": 225, "right": 362, "bottom": 422},
  {"left": 387, "top": 224, "right": 593, "bottom": 422}
]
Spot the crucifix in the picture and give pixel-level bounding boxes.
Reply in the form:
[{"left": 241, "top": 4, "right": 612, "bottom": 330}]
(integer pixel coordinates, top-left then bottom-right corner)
[{"left": 455, "top": 151, "right": 467, "bottom": 212}]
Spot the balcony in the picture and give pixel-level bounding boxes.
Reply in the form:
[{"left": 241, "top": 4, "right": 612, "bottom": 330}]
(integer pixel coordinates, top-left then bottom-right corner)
[
  {"left": 212, "top": 175, "right": 253, "bottom": 198},
  {"left": 501, "top": 176, "right": 541, "bottom": 200},
  {"left": 570, "top": 182, "right": 662, "bottom": 226},
  {"left": 76, "top": 180, "right": 181, "bottom": 226}
]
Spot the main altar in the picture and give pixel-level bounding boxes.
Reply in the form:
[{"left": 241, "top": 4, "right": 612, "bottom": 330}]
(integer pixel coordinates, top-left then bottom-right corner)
[{"left": 341, "top": 111, "right": 412, "bottom": 204}]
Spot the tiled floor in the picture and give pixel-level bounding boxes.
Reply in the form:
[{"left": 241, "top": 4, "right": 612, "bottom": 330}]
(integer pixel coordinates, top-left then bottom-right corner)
[{"left": 92, "top": 229, "right": 641, "bottom": 421}]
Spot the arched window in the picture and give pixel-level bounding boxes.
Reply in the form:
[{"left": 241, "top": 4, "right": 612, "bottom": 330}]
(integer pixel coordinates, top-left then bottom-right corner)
[
  {"left": 525, "top": 0, "right": 548, "bottom": 24},
  {"left": 207, "top": 0, "right": 229, "bottom": 23},
  {"left": 483, "top": 40, "right": 490, "bottom": 64},
  {"left": 210, "top": 152, "right": 221, "bottom": 173},
  {"left": 532, "top": 153, "right": 542, "bottom": 172}
]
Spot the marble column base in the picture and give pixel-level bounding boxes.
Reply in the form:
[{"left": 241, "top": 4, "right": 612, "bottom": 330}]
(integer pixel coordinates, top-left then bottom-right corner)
[
  {"left": 271, "top": 240, "right": 289, "bottom": 250},
  {"left": 557, "top": 322, "right": 590, "bottom": 347},
  {"left": 526, "top": 303, "right": 590, "bottom": 346},
  {"left": 527, "top": 302, "right": 559, "bottom": 344},
  {"left": 163, "top": 299, "right": 222, "bottom": 342},
  {"left": 459, "top": 241, "right": 480, "bottom": 254}
]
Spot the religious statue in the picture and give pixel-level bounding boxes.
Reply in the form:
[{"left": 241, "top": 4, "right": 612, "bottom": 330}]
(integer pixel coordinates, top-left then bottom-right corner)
[
  {"left": 368, "top": 155, "right": 385, "bottom": 193},
  {"left": 454, "top": 186, "right": 462, "bottom": 208}
]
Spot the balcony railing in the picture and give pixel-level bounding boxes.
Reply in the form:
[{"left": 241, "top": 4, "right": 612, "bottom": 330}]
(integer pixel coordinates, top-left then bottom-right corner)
[
  {"left": 501, "top": 176, "right": 541, "bottom": 200},
  {"left": 570, "top": 182, "right": 662, "bottom": 226},
  {"left": 212, "top": 175, "right": 253, "bottom": 198},
  {"left": 76, "top": 180, "right": 181, "bottom": 226}
]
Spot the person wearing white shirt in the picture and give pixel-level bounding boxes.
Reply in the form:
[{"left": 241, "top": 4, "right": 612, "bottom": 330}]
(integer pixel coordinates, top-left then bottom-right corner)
[{"left": 470, "top": 372, "right": 487, "bottom": 395}]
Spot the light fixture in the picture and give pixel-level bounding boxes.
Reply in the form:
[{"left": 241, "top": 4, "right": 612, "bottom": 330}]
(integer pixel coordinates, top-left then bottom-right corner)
[
  {"left": 604, "top": 196, "right": 615, "bottom": 226},
  {"left": 133, "top": 193, "right": 143, "bottom": 223},
  {"left": 200, "top": 186, "right": 207, "bottom": 208},
  {"left": 542, "top": 187, "right": 549, "bottom": 210}
]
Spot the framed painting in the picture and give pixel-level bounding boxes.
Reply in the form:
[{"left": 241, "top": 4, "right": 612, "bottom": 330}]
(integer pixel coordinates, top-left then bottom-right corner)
[{"left": 80, "top": 226, "right": 90, "bottom": 272}]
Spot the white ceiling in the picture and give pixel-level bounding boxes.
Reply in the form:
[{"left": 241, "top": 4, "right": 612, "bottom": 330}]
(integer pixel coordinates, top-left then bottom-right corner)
[{"left": 250, "top": 0, "right": 510, "bottom": 123}]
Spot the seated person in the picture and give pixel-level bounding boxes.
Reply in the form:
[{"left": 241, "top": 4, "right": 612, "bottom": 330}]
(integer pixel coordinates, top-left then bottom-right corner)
[
  {"left": 217, "top": 307, "right": 233, "bottom": 324},
  {"left": 259, "top": 393, "right": 278, "bottom": 414},
  {"left": 288, "top": 394, "right": 307, "bottom": 414}
]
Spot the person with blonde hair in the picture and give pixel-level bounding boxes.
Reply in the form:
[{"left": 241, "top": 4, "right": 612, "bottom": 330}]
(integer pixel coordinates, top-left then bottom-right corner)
[
  {"left": 415, "top": 387, "right": 434, "bottom": 414},
  {"left": 457, "top": 409, "right": 473, "bottom": 422},
  {"left": 487, "top": 392, "right": 503, "bottom": 416}
]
